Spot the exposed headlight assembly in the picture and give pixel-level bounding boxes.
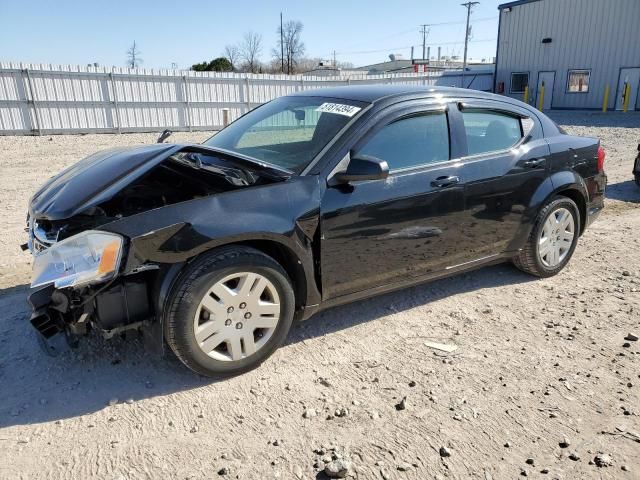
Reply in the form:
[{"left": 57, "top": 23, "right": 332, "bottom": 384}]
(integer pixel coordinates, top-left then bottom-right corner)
[{"left": 31, "top": 231, "right": 124, "bottom": 289}]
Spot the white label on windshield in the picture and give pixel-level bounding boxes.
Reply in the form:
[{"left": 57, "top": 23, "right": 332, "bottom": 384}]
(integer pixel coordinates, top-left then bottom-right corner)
[{"left": 316, "top": 102, "right": 361, "bottom": 117}]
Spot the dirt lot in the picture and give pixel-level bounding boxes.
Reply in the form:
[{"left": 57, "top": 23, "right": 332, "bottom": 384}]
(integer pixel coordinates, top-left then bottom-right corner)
[{"left": 0, "top": 112, "right": 639, "bottom": 480}]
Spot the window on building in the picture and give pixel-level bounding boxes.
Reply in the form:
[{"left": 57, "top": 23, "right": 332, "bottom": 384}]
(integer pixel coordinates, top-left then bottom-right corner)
[
  {"left": 567, "top": 70, "right": 590, "bottom": 93},
  {"left": 510, "top": 72, "right": 529, "bottom": 93},
  {"left": 356, "top": 113, "right": 450, "bottom": 171},
  {"left": 461, "top": 110, "right": 523, "bottom": 156}
]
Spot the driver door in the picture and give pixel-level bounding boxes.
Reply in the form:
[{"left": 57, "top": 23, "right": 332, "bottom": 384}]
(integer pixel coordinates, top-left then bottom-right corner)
[{"left": 319, "top": 103, "right": 466, "bottom": 300}]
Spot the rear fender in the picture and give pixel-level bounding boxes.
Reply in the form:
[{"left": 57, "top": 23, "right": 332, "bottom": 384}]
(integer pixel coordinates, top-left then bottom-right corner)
[{"left": 509, "top": 171, "right": 588, "bottom": 250}]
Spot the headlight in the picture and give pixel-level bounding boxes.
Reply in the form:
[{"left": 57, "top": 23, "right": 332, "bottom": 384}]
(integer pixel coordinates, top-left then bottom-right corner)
[{"left": 31, "top": 231, "right": 124, "bottom": 289}]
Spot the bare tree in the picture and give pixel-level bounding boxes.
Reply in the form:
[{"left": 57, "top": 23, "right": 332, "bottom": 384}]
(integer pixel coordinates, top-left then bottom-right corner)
[
  {"left": 126, "top": 41, "right": 143, "bottom": 68},
  {"left": 336, "top": 60, "right": 354, "bottom": 69},
  {"left": 273, "top": 20, "right": 305, "bottom": 74},
  {"left": 223, "top": 44, "right": 240, "bottom": 70},
  {"left": 239, "top": 32, "right": 263, "bottom": 73}
]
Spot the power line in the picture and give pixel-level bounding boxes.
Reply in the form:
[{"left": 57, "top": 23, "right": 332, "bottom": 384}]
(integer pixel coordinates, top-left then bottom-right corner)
[
  {"left": 327, "top": 16, "right": 497, "bottom": 53},
  {"left": 327, "top": 38, "right": 496, "bottom": 57},
  {"left": 427, "top": 14, "right": 495, "bottom": 27}
]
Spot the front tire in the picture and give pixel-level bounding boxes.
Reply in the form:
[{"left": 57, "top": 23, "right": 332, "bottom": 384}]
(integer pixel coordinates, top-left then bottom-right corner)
[
  {"left": 165, "top": 246, "right": 295, "bottom": 377},
  {"left": 513, "top": 197, "right": 580, "bottom": 277}
]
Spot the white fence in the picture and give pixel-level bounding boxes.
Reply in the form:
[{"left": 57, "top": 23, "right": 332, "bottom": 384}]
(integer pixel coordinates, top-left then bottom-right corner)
[{"left": 0, "top": 62, "right": 494, "bottom": 135}]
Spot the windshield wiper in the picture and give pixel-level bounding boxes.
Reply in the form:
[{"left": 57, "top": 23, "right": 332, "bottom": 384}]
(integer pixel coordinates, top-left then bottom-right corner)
[
  {"left": 171, "top": 152, "right": 258, "bottom": 186},
  {"left": 190, "top": 145, "right": 293, "bottom": 180}
]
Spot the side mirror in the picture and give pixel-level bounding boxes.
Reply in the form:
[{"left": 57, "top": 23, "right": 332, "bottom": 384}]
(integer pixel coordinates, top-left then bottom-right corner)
[{"left": 333, "top": 154, "right": 389, "bottom": 184}]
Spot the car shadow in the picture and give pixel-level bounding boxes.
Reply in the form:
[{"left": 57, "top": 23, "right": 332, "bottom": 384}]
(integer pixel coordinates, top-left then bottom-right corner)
[
  {"left": 606, "top": 179, "right": 640, "bottom": 203},
  {"left": 0, "top": 263, "right": 535, "bottom": 429}
]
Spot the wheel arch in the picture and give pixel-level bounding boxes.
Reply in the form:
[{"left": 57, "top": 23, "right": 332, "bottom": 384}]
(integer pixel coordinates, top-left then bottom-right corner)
[
  {"left": 553, "top": 187, "right": 587, "bottom": 235},
  {"left": 156, "top": 238, "right": 313, "bottom": 324},
  {"left": 233, "top": 239, "right": 309, "bottom": 318},
  {"left": 545, "top": 170, "right": 589, "bottom": 235}
]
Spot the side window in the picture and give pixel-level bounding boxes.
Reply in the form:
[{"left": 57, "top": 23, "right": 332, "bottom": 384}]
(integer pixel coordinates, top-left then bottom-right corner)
[
  {"left": 356, "top": 112, "right": 449, "bottom": 171},
  {"left": 462, "top": 110, "right": 523, "bottom": 156}
]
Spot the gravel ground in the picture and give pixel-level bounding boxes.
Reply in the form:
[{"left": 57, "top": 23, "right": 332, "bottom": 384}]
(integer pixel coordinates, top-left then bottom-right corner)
[{"left": 0, "top": 112, "right": 639, "bottom": 480}]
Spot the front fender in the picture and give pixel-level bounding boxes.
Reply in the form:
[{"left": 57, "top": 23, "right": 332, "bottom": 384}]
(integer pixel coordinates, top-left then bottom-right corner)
[{"left": 99, "top": 175, "right": 322, "bottom": 311}]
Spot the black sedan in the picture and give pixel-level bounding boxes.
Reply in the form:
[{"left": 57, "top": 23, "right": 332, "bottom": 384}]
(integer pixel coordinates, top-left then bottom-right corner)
[{"left": 25, "top": 86, "right": 606, "bottom": 376}]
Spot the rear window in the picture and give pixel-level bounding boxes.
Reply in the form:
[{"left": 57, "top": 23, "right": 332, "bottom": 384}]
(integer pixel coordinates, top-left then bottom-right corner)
[
  {"left": 552, "top": 120, "right": 568, "bottom": 135},
  {"left": 462, "top": 111, "right": 523, "bottom": 155}
]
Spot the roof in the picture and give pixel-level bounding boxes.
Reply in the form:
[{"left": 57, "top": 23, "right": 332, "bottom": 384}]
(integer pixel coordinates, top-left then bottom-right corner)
[
  {"left": 498, "top": 0, "right": 543, "bottom": 9},
  {"left": 353, "top": 59, "right": 414, "bottom": 73},
  {"left": 289, "top": 85, "right": 506, "bottom": 104}
]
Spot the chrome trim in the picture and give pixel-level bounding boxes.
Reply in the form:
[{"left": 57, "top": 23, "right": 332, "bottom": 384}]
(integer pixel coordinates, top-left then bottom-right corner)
[
  {"left": 445, "top": 253, "right": 500, "bottom": 270},
  {"left": 28, "top": 218, "right": 58, "bottom": 255}
]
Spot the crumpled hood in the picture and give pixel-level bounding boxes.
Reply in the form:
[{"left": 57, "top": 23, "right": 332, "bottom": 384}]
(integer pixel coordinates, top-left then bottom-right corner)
[{"left": 29, "top": 143, "right": 180, "bottom": 220}]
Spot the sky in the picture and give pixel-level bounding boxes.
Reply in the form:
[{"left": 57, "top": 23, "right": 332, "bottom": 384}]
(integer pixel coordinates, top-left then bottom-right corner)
[{"left": 0, "top": 0, "right": 502, "bottom": 69}]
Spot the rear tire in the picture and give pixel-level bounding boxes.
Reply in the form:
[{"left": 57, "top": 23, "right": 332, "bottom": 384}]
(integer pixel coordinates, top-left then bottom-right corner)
[
  {"left": 165, "top": 246, "right": 295, "bottom": 377},
  {"left": 512, "top": 196, "right": 580, "bottom": 277}
]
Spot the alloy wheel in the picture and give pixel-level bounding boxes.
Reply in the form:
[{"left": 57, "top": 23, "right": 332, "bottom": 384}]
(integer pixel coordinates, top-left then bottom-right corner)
[
  {"left": 538, "top": 207, "right": 575, "bottom": 268},
  {"left": 193, "top": 272, "right": 281, "bottom": 361}
]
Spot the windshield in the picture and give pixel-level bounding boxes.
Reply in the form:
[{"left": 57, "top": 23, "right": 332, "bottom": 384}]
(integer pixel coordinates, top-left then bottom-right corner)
[{"left": 203, "top": 96, "right": 368, "bottom": 174}]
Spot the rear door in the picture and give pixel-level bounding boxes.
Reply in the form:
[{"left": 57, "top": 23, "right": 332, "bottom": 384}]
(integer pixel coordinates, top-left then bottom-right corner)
[
  {"left": 319, "top": 102, "right": 467, "bottom": 300},
  {"left": 615, "top": 68, "right": 640, "bottom": 111},
  {"left": 536, "top": 71, "right": 555, "bottom": 110},
  {"left": 453, "top": 101, "right": 550, "bottom": 259}
]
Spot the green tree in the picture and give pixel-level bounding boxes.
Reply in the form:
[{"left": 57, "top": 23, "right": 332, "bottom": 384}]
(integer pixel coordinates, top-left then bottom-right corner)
[
  {"left": 208, "top": 57, "right": 233, "bottom": 71},
  {"left": 191, "top": 61, "right": 210, "bottom": 71},
  {"left": 191, "top": 57, "right": 233, "bottom": 72}
]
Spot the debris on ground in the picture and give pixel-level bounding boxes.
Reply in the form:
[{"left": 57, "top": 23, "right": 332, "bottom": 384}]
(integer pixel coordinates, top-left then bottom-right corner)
[{"left": 424, "top": 341, "right": 458, "bottom": 353}]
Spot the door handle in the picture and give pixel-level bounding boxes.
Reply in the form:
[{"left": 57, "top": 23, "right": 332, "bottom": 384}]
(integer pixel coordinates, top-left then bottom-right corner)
[
  {"left": 523, "top": 158, "right": 546, "bottom": 168},
  {"left": 431, "top": 175, "right": 460, "bottom": 188}
]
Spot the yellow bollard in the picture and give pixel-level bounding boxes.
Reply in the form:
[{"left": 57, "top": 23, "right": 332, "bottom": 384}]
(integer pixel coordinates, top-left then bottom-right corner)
[
  {"left": 538, "top": 85, "right": 545, "bottom": 111},
  {"left": 623, "top": 83, "right": 631, "bottom": 112},
  {"left": 602, "top": 85, "right": 610, "bottom": 112},
  {"left": 523, "top": 86, "right": 529, "bottom": 104}
]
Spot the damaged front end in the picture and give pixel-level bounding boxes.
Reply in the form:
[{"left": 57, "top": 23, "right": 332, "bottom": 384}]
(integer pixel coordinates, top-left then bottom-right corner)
[
  {"left": 27, "top": 229, "right": 150, "bottom": 345},
  {"left": 25, "top": 143, "right": 291, "bottom": 352}
]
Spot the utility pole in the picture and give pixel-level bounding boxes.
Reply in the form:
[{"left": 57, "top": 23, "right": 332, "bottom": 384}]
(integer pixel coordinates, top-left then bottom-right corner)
[
  {"left": 420, "top": 24, "right": 429, "bottom": 60},
  {"left": 280, "top": 12, "right": 285, "bottom": 73},
  {"left": 461, "top": 1, "right": 479, "bottom": 82}
]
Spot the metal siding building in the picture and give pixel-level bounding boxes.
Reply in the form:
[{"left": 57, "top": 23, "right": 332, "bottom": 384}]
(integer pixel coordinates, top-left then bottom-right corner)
[{"left": 495, "top": 0, "right": 640, "bottom": 110}]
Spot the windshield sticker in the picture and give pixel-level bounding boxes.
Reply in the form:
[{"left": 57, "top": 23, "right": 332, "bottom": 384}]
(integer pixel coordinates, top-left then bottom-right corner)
[{"left": 316, "top": 103, "right": 362, "bottom": 117}]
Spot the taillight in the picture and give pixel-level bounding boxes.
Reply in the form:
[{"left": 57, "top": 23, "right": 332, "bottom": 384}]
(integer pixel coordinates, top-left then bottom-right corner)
[{"left": 597, "top": 145, "right": 605, "bottom": 172}]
